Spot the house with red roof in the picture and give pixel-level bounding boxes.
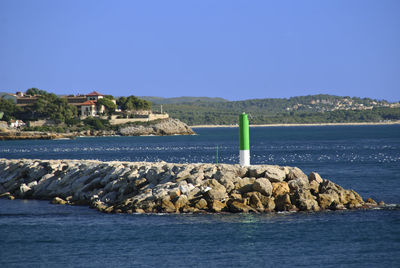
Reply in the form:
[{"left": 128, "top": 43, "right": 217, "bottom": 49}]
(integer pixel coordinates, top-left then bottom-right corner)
[
  {"left": 79, "top": 92, "right": 106, "bottom": 117},
  {"left": 80, "top": 100, "right": 98, "bottom": 117},
  {"left": 15, "top": 90, "right": 112, "bottom": 118},
  {"left": 86, "top": 91, "right": 104, "bottom": 101}
]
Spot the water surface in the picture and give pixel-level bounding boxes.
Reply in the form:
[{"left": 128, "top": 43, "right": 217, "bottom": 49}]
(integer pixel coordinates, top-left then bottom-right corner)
[{"left": 1, "top": 125, "right": 399, "bottom": 267}]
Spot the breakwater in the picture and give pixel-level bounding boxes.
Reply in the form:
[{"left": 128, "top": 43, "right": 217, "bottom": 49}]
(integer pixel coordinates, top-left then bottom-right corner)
[{"left": 0, "top": 159, "right": 381, "bottom": 213}]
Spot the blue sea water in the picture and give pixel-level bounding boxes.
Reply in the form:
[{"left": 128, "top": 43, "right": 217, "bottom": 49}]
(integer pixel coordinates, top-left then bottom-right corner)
[{"left": 1, "top": 125, "right": 400, "bottom": 267}]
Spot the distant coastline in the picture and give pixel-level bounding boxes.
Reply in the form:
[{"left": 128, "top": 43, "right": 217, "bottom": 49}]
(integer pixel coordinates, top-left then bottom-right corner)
[{"left": 191, "top": 121, "right": 400, "bottom": 128}]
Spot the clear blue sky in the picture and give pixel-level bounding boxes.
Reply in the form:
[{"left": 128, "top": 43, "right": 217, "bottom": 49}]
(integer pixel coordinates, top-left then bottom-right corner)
[{"left": 0, "top": 0, "right": 399, "bottom": 101}]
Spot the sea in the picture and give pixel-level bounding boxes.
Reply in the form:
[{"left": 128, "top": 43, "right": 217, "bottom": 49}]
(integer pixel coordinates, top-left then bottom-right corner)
[{"left": 0, "top": 125, "right": 399, "bottom": 267}]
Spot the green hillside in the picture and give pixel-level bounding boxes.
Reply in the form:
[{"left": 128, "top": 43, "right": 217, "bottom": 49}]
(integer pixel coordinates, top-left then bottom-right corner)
[
  {"left": 152, "top": 94, "right": 400, "bottom": 125},
  {"left": 140, "top": 96, "right": 228, "bottom": 104}
]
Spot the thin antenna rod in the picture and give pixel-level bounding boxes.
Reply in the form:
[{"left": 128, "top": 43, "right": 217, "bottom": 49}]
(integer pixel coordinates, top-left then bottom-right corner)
[{"left": 216, "top": 145, "right": 219, "bottom": 164}]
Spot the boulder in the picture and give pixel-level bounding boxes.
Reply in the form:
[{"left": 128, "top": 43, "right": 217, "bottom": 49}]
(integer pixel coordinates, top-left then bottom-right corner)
[
  {"left": 168, "top": 188, "right": 181, "bottom": 199},
  {"left": 27, "top": 181, "right": 38, "bottom": 189},
  {"left": 235, "top": 177, "right": 256, "bottom": 193},
  {"left": 263, "top": 197, "right": 276, "bottom": 212},
  {"left": 195, "top": 198, "right": 208, "bottom": 210},
  {"left": 309, "top": 180, "right": 320, "bottom": 195},
  {"left": 227, "top": 200, "right": 256, "bottom": 213},
  {"left": 252, "top": 178, "right": 272, "bottom": 196},
  {"left": 160, "top": 197, "right": 176, "bottom": 213},
  {"left": 174, "top": 195, "right": 188, "bottom": 211},
  {"left": 0, "top": 192, "right": 12, "bottom": 199},
  {"left": 318, "top": 193, "right": 336, "bottom": 209},
  {"left": 179, "top": 183, "right": 195, "bottom": 195},
  {"left": 248, "top": 167, "right": 266, "bottom": 178},
  {"left": 275, "top": 193, "right": 293, "bottom": 211},
  {"left": 209, "top": 200, "right": 226, "bottom": 212},
  {"left": 292, "top": 190, "right": 320, "bottom": 211},
  {"left": 203, "top": 179, "right": 227, "bottom": 201},
  {"left": 51, "top": 197, "right": 67, "bottom": 205},
  {"left": 152, "top": 188, "right": 168, "bottom": 200},
  {"left": 101, "top": 191, "right": 118, "bottom": 204},
  {"left": 319, "top": 180, "right": 343, "bottom": 194},
  {"left": 272, "top": 182, "right": 290, "bottom": 198},
  {"left": 230, "top": 192, "right": 243, "bottom": 201},
  {"left": 146, "top": 167, "right": 161, "bottom": 185},
  {"left": 137, "top": 199, "right": 157, "bottom": 213},
  {"left": 288, "top": 178, "right": 309, "bottom": 193},
  {"left": 18, "top": 183, "right": 32, "bottom": 197},
  {"left": 346, "top": 199, "right": 363, "bottom": 209},
  {"left": 264, "top": 166, "right": 286, "bottom": 182},
  {"left": 187, "top": 187, "right": 201, "bottom": 201},
  {"left": 245, "top": 192, "right": 264, "bottom": 211},
  {"left": 309, "top": 172, "right": 323, "bottom": 184},
  {"left": 237, "top": 167, "right": 248, "bottom": 177},
  {"left": 286, "top": 167, "right": 308, "bottom": 181},
  {"left": 365, "top": 198, "right": 377, "bottom": 206},
  {"left": 244, "top": 192, "right": 275, "bottom": 212},
  {"left": 205, "top": 188, "right": 227, "bottom": 201},
  {"left": 217, "top": 173, "right": 236, "bottom": 192}
]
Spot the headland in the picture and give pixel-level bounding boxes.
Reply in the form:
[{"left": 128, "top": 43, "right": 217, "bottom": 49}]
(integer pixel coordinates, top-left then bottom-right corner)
[{"left": 0, "top": 118, "right": 195, "bottom": 140}]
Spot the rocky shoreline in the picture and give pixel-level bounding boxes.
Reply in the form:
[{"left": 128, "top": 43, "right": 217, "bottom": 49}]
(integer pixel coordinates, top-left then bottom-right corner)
[
  {"left": 119, "top": 118, "right": 195, "bottom": 136},
  {"left": 0, "top": 159, "right": 383, "bottom": 214},
  {"left": 0, "top": 118, "right": 195, "bottom": 140},
  {"left": 0, "top": 131, "right": 75, "bottom": 141}
]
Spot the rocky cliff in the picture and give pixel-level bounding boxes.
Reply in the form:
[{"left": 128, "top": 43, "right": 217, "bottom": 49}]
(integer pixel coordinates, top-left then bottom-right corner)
[
  {"left": 0, "top": 159, "right": 381, "bottom": 214},
  {"left": 119, "top": 118, "right": 195, "bottom": 136}
]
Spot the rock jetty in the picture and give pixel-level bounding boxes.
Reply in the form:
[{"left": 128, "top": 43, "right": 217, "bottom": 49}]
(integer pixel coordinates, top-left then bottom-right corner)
[{"left": 0, "top": 159, "right": 381, "bottom": 214}]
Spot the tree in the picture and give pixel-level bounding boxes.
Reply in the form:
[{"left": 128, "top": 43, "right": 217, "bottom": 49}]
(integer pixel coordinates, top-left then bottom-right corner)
[
  {"left": 0, "top": 99, "right": 21, "bottom": 121},
  {"left": 97, "top": 98, "right": 117, "bottom": 115},
  {"left": 117, "top": 95, "right": 152, "bottom": 111},
  {"left": 25, "top": 93, "right": 78, "bottom": 124},
  {"left": 25, "top": 88, "right": 48, "bottom": 96},
  {"left": 83, "top": 117, "right": 111, "bottom": 130},
  {"left": 104, "top": 95, "right": 115, "bottom": 100}
]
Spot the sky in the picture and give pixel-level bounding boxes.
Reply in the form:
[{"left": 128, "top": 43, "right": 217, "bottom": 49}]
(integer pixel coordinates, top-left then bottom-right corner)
[{"left": 0, "top": 0, "right": 399, "bottom": 101}]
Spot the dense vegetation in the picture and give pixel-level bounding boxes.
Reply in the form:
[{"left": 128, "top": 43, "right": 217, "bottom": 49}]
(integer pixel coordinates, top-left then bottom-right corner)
[
  {"left": 30, "top": 92, "right": 78, "bottom": 124},
  {"left": 160, "top": 106, "right": 400, "bottom": 125},
  {"left": 117, "top": 96, "right": 152, "bottom": 111},
  {"left": 0, "top": 99, "right": 21, "bottom": 122},
  {"left": 97, "top": 97, "right": 117, "bottom": 115},
  {"left": 148, "top": 95, "right": 400, "bottom": 125},
  {"left": 0, "top": 90, "right": 78, "bottom": 125},
  {"left": 2, "top": 89, "right": 400, "bottom": 130},
  {"left": 0, "top": 88, "right": 152, "bottom": 132},
  {"left": 140, "top": 96, "right": 228, "bottom": 104},
  {"left": 154, "top": 94, "right": 400, "bottom": 125}
]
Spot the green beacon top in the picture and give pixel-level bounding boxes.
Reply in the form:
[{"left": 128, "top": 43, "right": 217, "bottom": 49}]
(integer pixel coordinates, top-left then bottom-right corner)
[{"left": 239, "top": 113, "right": 250, "bottom": 150}]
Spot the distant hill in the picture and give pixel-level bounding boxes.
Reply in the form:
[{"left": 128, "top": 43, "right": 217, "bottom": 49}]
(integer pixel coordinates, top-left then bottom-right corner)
[
  {"left": 149, "top": 94, "right": 400, "bottom": 125},
  {"left": 140, "top": 96, "right": 228, "bottom": 104}
]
